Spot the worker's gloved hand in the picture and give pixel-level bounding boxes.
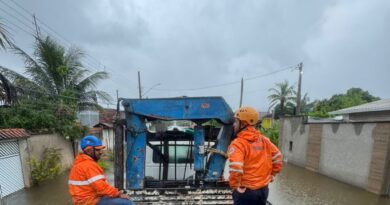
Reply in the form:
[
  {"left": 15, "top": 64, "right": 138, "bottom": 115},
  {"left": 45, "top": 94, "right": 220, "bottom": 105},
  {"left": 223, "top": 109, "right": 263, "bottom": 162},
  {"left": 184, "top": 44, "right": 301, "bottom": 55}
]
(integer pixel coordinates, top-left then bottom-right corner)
[
  {"left": 236, "top": 187, "right": 246, "bottom": 193},
  {"left": 119, "top": 193, "right": 131, "bottom": 200}
]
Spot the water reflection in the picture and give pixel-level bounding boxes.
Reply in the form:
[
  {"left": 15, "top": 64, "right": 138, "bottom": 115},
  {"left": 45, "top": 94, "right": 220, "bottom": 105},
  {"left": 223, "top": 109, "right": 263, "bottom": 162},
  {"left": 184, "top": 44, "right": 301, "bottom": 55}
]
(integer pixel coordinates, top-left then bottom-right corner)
[
  {"left": 3, "top": 172, "right": 72, "bottom": 205},
  {"left": 3, "top": 163, "right": 390, "bottom": 205},
  {"left": 269, "top": 163, "right": 390, "bottom": 205}
]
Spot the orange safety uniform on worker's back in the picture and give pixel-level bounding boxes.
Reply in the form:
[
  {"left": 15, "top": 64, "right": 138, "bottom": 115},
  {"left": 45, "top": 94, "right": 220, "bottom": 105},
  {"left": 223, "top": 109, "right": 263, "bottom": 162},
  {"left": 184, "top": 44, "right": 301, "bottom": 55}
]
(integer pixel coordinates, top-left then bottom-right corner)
[
  {"left": 68, "top": 153, "right": 120, "bottom": 205},
  {"left": 228, "top": 126, "right": 283, "bottom": 190}
]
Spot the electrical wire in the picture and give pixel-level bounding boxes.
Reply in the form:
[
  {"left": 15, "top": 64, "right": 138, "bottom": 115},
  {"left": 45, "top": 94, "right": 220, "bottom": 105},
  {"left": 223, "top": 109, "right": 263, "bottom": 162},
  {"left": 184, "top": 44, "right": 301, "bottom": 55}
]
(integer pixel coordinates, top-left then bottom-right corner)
[
  {"left": 154, "top": 65, "right": 297, "bottom": 92},
  {"left": 1, "top": 0, "right": 128, "bottom": 89}
]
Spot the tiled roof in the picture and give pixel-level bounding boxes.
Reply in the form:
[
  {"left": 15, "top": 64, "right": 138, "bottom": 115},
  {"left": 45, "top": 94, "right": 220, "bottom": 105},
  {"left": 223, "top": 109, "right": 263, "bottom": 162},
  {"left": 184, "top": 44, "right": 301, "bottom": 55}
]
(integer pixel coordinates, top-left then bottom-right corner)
[
  {"left": 99, "top": 109, "right": 116, "bottom": 123},
  {"left": 93, "top": 122, "right": 113, "bottom": 128},
  {"left": 0, "top": 129, "right": 30, "bottom": 140},
  {"left": 329, "top": 99, "right": 390, "bottom": 115},
  {"left": 99, "top": 109, "right": 125, "bottom": 124}
]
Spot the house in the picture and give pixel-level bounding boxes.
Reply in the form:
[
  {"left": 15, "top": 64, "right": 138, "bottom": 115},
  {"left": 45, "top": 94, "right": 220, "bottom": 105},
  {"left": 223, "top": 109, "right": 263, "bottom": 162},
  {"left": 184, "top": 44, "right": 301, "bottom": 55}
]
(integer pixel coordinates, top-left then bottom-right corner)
[
  {"left": 0, "top": 129, "right": 74, "bottom": 198},
  {"left": 91, "top": 109, "right": 125, "bottom": 151},
  {"left": 93, "top": 123, "right": 113, "bottom": 151},
  {"left": 259, "top": 111, "right": 272, "bottom": 129},
  {"left": 77, "top": 110, "right": 99, "bottom": 128},
  {"left": 279, "top": 99, "right": 390, "bottom": 196},
  {"left": 329, "top": 98, "right": 390, "bottom": 122},
  {"left": 0, "top": 129, "right": 29, "bottom": 197}
]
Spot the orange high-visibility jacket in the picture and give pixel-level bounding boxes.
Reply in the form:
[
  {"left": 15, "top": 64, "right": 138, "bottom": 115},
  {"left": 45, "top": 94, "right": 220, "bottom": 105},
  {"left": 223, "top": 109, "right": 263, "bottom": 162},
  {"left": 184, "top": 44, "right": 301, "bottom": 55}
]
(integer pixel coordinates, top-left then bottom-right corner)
[
  {"left": 228, "top": 126, "right": 283, "bottom": 190},
  {"left": 68, "top": 153, "right": 120, "bottom": 205}
]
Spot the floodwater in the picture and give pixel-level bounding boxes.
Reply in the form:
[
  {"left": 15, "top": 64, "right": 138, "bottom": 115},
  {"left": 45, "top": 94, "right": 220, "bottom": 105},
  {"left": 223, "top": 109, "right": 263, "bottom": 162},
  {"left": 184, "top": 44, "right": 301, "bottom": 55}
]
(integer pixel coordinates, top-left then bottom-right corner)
[
  {"left": 2, "top": 171, "right": 72, "bottom": 205},
  {"left": 3, "top": 163, "right": 390, "bottom": 205},
  {"left": 267, "top": 164, "right": 390, "bottom": 205}
]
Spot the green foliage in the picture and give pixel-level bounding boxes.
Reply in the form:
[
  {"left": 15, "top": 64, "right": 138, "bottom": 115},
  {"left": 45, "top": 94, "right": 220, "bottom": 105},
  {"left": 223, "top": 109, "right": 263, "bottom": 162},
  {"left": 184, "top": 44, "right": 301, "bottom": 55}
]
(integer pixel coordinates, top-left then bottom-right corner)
[
  {"left": 30, "top": 148, "right": 62, "bottom": 185},
  {"left": 308, "top": 110, "right": 330, "bottom": 118},
  {"left": 0, "top": 20, "right": 12, "bottom": 49},
  {"left": 260, "top": 121, "right": 280, "bottom": 146},
  {"left": 0, "top": 99, "right": 56, "bottom": 132},
  {"left": 97, "top": 159, "right": 110, "bottom": 172},
  {"left": 1, "top": 34, "right": 112, "bottom": 110},
  {"left": 107, "top": 150, "right": 114, "bottom": 161},
  {"left": 272, "top": 102, "right": 296, "bottom": 119},
  {"left": 202, "top": 119, "right": 222, "bottom": 128},
  {"left": 0, "top": 98, "right": 88, "bottom": 140},
  {"left": 268, "top": 80, "right": 296, "bottom": 118},
  {"left": 310, "top": 88, "right": 380, "bottom": 118},
  {"left": 0, "top": 32, "right": 110, "bottom": 140}
]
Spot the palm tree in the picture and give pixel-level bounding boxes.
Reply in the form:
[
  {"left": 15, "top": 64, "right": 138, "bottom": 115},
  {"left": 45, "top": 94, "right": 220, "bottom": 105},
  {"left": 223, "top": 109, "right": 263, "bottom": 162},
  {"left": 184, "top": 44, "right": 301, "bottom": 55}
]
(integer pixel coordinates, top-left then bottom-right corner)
[
  {"left": 0, "top": 19, "right": 12, "bottom": 49},
  {"left": 0, "top": 35, "right": 111, "bottom": 110},
  {"left": 0, "top": 71, "right": 17, "bottom": 105},
  {"left": 268, "top": 80, "right": 296, "bottom": 116},
  {"left": 299, "top": 93, "right": 312, "bottom": 113}
]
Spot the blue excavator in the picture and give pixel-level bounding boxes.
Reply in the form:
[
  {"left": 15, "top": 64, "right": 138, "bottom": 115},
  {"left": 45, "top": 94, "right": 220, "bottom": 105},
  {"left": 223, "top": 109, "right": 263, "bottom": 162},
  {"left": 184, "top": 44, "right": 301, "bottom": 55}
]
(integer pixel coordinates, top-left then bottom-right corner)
[{"left": 113, "top": 96, "right": 271, "bottom": 204}]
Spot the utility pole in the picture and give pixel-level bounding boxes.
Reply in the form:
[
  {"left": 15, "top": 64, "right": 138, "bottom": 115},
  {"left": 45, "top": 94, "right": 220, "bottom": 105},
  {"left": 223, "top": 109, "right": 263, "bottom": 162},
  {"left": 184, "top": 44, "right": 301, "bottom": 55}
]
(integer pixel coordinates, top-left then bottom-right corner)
[
  {"left": 33, "top": 15, "right": 41, "bottom": 37},
  {"left": 239, "top": 78, "right": 244, "bottom": 107},
  {"left": 138, "top": 71, "right": 142, "bottom": 99},
  {"left": 116, "top": 89, "right": 119, "bottom": 101},
  {"left": 296, "top": 62, "right": 303, "bottom": 115}
]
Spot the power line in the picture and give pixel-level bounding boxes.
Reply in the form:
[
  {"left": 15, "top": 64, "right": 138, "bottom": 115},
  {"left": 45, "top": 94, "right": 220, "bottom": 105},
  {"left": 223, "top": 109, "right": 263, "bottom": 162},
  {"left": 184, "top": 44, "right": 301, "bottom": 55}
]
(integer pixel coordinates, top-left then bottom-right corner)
[
  {"left": 0, "top": 15, "right": 34, "bottom": 36},
  {"left": 0, "top": 0, "right": 32, "bottom": 24},
  {"left": 245, "top": 65, "right": 295, "bottom": 81},
  {"left": 13, "top": 85, "right": 113, "bottom": 104},
  {"left": 0, "top": 1, "right": 127, "bottom": 91},
  {"left": 156, "top": 80, "right": 240, "bottom": 91},
  {"left": 155, "top": 65, "right": 296, "bottom": 92},
  {"left": 3, "top": 0, "right": 109, "bottom": 72},
  {"left": 0, "top": 7, "right": 35, "bottom": 32}
]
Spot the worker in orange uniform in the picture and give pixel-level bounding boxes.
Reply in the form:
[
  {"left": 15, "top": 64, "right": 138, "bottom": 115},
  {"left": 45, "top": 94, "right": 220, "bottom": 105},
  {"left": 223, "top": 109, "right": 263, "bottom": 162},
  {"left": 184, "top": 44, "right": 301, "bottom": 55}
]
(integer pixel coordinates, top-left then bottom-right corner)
[
  {"left": 228, "top": 107, "right": 283, "bottom": 205},
  {"left": 68, "top": 135, "right": 133, "bottom": 205}
]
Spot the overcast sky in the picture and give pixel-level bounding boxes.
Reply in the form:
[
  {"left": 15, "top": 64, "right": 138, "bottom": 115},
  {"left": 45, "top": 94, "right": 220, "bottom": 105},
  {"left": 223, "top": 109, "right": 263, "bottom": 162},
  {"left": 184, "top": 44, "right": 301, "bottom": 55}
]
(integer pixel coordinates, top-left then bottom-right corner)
[{"left": 1, "top": 0, "right": 389, "bottom": 111}]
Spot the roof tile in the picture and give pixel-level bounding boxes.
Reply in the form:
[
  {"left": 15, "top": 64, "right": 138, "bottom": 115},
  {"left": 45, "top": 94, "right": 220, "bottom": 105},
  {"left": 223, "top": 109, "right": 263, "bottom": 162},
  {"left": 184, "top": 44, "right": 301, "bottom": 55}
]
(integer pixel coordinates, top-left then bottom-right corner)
[{"left": 0, "top": 128, "right": 30, "bottom": 140}]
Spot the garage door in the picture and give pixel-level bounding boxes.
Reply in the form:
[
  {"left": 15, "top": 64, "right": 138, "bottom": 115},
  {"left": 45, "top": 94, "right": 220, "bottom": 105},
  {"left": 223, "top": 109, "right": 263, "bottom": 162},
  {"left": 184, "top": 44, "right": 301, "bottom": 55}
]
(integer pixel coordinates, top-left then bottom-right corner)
[{"left": 0, "top": 140, "right": 24, "bottom": 197}]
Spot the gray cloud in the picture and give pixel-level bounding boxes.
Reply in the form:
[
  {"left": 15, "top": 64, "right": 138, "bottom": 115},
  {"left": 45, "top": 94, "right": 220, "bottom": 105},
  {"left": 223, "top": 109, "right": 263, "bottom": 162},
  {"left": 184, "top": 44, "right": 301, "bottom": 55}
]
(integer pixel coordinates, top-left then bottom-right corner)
[{"left": 1, "top": 0, "right": 389, "bottom": 111}]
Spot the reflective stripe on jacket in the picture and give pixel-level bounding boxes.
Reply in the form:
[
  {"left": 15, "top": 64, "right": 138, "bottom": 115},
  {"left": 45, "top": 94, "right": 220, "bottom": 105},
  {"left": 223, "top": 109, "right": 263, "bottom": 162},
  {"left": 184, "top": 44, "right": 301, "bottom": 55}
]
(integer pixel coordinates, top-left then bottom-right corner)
[
  {"left": 228, "top": 126, "right": 283, "bottom": 190},
  {"left": 68, "top": 153, "right": 120, "bottom": 205}
]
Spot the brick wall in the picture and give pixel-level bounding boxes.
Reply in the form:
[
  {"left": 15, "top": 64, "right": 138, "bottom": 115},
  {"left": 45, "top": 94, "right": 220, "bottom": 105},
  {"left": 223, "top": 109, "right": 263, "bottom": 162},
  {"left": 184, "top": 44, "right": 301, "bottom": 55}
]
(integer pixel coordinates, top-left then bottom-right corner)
[
  {"left": 305, "top": 124, "right": 322, "bottom": 172},
  {"left": 366, "top": 123, "right": 390, "bottom": 194}
]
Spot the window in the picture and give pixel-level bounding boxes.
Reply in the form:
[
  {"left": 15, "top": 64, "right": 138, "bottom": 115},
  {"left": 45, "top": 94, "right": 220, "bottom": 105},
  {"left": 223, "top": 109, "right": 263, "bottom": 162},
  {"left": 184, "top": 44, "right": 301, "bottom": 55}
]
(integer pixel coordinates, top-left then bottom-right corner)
[
  {"left": 152, "top": 145, "right": 194, "bottom": 164},
  {"left": 289, "top": 141, "right": 293, "bottom": 152}
]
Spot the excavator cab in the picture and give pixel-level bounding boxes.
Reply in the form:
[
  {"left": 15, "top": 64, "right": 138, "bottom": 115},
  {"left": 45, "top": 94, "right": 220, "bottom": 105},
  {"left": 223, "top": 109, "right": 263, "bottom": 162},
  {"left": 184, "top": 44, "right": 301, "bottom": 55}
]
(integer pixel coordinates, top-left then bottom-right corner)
[{"left": 114, "top": 97, "right": 235, "bottom": 204}]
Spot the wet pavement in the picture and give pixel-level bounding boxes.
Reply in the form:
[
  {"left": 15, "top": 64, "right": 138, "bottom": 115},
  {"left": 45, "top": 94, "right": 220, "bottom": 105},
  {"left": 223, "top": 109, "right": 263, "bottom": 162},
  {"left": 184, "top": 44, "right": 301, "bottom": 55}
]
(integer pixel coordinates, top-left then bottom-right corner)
[
  {"left": 2, "top": 163, "right": 390, "bottom": 205},
  {"left": 2, "top": 171, "right": 72, "bottom": 205},
  {"left": 267, "top": 164, "right": 390, "bottom": 205}
]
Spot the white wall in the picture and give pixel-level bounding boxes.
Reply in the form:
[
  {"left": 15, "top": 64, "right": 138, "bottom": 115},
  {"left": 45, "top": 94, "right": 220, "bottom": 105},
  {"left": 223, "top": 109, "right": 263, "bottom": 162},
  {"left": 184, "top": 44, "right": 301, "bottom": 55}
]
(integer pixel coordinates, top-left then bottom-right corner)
[
  {"left": 102, "top": 129, "right": 114, "bottom": 151},
  {"left": 320, "top": 124, "right": 375, "bottom": 188},
  {"left": 281, "top": 117, "right": 309, "bottom": 167},
  {"left": 18, "top": 133, "right": 75, "bottom": 188},
  {"left": 281, "top": 117, "right": 377, "bottom": 190}
]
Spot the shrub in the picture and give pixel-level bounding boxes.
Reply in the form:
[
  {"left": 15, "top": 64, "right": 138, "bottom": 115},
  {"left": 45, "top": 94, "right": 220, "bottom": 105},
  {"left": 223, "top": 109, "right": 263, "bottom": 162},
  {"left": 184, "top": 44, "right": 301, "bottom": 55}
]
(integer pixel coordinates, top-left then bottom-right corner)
[
  {"left": 30, "top": 148, "right": 62, "bottom": 185},
  {"left": 260, "top": 121, "right": 280, "bottom": 146},
  {"left": 106, "top": 150, "right": 114, "bottom": 161},
  {"left": 97, "top": 159, "right": 109, "bottom": 172}
]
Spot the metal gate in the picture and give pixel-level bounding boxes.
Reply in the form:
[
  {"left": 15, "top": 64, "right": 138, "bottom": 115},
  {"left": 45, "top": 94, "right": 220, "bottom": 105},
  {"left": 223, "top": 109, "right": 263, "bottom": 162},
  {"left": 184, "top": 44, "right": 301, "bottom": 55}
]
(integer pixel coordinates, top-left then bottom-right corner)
[{"left": 0, "top": 140, "right": 24, "bottom": 197}]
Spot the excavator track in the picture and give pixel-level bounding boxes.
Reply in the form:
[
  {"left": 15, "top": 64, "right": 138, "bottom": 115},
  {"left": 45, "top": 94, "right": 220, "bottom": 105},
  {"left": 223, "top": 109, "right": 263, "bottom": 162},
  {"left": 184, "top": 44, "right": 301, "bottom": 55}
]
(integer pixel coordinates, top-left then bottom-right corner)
[
  {"left": 127, "top": 188, "right": 232, "bottom": 205},
  {"left": 127, "top": 188, "right": 272, "bottom": 205}
]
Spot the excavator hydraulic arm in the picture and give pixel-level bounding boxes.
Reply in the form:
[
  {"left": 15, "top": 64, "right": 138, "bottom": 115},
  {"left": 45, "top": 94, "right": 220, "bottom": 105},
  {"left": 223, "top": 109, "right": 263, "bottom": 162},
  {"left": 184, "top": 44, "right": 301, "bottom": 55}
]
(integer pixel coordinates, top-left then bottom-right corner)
[{"left": 118, "top": 97, "right": 234, "bottom": 190}]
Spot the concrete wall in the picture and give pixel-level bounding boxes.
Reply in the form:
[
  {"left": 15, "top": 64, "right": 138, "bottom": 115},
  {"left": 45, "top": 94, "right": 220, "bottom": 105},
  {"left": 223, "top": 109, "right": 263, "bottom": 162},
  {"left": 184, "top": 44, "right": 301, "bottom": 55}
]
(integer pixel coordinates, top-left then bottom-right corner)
[
  {"left": 281, "top": 117, "right": 309, "bottom": 167},
  {"left": 18, "top": 139, "right": 32, "bottom": 187},
  {"left": 18, "top": 133, "right": 74, "bottom": 187},
  {"left": 320, "top": 123, "right": 375, "bottom": 188},
  {"left": 280, "top": 117, "right": 390, "bottom": 195},
  {"left": 102, "top": 129, "right": 114, "bottom": 151}
]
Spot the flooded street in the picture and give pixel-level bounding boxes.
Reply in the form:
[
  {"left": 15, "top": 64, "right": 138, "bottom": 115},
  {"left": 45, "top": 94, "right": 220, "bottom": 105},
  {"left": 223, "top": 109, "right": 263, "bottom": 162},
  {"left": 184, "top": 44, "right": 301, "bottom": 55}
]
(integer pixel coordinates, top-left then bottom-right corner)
[
  {"left": 2, "top": 171, "right": 72, "bottom": 205},
  {"left": 3, "top": 163, "right": 390, "bottom": 205},
  {"left": 268, "top": 164, "right": 390, "bottom": 205}
]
